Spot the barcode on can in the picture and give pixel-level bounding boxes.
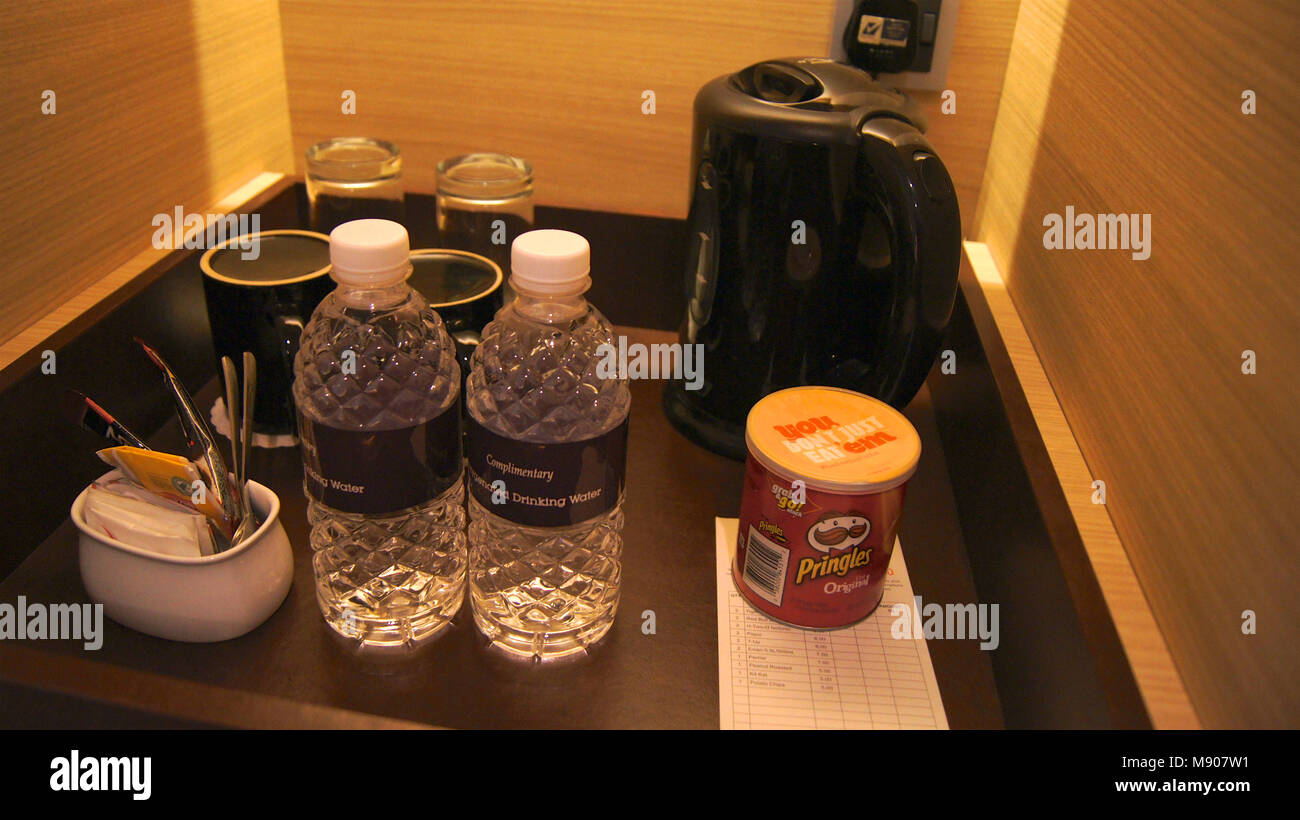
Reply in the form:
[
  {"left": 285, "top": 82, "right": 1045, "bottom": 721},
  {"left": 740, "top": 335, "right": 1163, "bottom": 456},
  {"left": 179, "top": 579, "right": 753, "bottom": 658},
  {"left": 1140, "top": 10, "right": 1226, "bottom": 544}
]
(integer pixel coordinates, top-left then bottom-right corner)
[{"left": 742, "top": 527, "right": 789, "bottom": 606}]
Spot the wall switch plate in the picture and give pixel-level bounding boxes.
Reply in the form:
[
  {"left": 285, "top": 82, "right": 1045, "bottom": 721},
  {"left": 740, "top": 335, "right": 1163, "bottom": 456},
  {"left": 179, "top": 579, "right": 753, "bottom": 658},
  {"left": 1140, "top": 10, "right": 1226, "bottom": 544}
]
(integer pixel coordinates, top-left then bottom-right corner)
[{"left": 829, "top": 0, "right": 959, "bottom": 91}]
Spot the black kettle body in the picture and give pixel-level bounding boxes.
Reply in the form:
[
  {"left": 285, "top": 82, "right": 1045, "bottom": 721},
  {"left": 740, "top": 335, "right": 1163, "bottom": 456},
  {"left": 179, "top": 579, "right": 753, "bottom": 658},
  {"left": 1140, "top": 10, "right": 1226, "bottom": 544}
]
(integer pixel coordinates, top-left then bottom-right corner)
[{"left": 663, "top": 57, "right": 961, "bottom": 459}]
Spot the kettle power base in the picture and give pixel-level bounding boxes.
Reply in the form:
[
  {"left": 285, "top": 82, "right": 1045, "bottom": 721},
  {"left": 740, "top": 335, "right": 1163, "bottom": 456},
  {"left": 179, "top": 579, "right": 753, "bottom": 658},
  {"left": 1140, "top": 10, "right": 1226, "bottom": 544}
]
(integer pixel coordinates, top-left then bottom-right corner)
[{"left": 662, "top": 381, "right": 748, "bottom": 461}]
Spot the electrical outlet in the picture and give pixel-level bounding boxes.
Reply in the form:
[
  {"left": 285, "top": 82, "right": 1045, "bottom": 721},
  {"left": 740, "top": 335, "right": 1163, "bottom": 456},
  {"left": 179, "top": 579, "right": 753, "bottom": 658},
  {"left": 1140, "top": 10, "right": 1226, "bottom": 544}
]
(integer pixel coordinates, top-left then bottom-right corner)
[{"left": 828, "top": 0, "right": 959, "bottom": 91}]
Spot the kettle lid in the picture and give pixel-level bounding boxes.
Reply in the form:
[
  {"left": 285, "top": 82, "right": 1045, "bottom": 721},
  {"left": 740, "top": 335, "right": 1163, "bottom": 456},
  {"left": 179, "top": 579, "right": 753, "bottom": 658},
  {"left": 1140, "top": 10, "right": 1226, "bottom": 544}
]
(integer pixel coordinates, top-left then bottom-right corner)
[{"left": 701, "top": 57, "right": 927, "bottom": 137}]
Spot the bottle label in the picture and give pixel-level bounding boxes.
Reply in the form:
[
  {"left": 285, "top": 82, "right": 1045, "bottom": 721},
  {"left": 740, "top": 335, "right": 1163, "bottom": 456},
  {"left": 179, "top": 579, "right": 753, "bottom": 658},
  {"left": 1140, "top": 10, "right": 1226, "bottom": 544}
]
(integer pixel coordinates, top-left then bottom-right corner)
[
  {"left": 466, "top": 414, "right": 630, "bottom": 527},
  {"left": 298, "top": 403, "right": 462, "bottom": 515}
]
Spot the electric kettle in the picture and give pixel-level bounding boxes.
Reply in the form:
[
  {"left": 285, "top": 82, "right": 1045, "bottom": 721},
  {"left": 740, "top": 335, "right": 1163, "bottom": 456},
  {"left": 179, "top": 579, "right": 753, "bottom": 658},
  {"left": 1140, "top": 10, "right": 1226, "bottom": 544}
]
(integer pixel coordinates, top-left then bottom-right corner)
[{"left": 663, "top": 57, "right": 961, "bottom": 459}]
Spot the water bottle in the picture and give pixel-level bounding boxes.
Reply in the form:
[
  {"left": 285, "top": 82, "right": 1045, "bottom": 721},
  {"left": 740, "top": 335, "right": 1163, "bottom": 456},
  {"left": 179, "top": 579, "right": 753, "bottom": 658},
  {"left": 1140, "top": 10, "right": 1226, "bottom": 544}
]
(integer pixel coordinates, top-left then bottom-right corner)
[
  {"left": 466, "top": 229, "right": 630, "bottom": 660},
  {"left": 293, "top": 219, "right": 466, "bottom": 650}
]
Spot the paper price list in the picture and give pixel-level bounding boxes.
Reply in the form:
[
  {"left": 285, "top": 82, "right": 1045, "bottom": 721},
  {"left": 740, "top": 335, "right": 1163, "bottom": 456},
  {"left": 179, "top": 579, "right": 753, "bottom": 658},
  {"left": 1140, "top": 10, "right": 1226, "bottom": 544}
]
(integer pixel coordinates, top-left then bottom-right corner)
[{"left": 717, "top": 518, "right": 948, "bottom": 730}]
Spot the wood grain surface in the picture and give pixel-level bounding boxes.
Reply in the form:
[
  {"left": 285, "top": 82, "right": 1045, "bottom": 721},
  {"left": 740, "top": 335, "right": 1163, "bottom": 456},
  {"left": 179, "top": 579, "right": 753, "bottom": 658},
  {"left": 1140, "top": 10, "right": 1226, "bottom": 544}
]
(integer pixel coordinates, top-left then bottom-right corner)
[
  {"left": 0, "top": 173, "right": 286, "bottom": 374},
  {"left": 10, "top": 0, "right": 1262, "bottom": 728},
  {"left": 279, "top": 0, "right": 1018, "bottom": 225},
  {"left": 976, "top": 0, "right": 1299, "bottom": 727},
  {"left": 965, "top": 241, "right": 1198, "bottom": 728},
  {"left": 909, "top": 0, "right": 1020, "bottom": 235},
  {"left": 4, "top": 1, "right": 1018, "bottom": 360},
  {"left": 0, "top": 1, "right": 294, "bottom": 350}
]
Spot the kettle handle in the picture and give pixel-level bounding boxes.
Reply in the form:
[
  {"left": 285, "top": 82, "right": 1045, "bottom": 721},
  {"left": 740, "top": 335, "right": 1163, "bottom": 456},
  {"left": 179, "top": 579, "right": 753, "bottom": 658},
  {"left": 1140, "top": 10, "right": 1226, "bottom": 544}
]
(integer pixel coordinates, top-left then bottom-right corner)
[{"left": 854, "top": 117, "right": 961, "bottom": 406}]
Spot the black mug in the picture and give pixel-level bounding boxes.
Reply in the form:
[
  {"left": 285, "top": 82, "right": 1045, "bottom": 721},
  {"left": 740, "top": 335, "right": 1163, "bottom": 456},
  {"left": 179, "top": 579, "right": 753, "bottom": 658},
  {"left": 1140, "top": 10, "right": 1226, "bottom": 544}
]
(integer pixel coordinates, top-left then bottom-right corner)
[
  {"left": 407, "top": 248, "right": 504, "bottom": 379},
  {"left": 200, "top": 230, "right": 334, "bottom": 435}
]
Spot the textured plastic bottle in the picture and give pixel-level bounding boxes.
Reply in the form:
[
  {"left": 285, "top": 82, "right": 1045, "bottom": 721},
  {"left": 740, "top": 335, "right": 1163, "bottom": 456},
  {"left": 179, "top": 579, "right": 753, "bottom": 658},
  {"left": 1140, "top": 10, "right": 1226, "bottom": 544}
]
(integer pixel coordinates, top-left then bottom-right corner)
[
  {"left": 466, "top": 229, "right": 630, "bottom": 660},
  {"left": 293, "top": 219, "right": 466, "bottom": 650}
]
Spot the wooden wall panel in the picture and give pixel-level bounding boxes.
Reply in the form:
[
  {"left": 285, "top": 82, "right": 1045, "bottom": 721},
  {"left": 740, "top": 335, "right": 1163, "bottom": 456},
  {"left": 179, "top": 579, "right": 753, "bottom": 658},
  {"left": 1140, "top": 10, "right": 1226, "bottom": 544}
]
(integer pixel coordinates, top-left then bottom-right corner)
[
  {"left": 0, "top": 0, "right": 293, "bottom": 352},
  {"left": 279, "top": 0, "right": 835, "bottom": 218},
  {"left": 279, "top": 0, "right": 1018, "bottom": 226},
  {"left": 908, "top": 0, "right": 1020, "bottom": 235},
  {"left": 964, "top": 242, "right": 1197, "bottom": 728},
  {"left": 1, "top": 0, "right": 1019, "bottom": 355},
  {"left": 978, "top": 0, "right": 1299, "bottom": 727}
]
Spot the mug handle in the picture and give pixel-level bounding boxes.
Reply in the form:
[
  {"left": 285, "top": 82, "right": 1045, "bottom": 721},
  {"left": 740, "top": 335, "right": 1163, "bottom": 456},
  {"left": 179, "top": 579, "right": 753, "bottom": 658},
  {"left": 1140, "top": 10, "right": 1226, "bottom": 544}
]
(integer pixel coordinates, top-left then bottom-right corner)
[
  {"left": 275, "top": 314, "right": 305, "bottom": 382},
  {"left": 452, "top": 329, "right": 481, "bottom": 376}
]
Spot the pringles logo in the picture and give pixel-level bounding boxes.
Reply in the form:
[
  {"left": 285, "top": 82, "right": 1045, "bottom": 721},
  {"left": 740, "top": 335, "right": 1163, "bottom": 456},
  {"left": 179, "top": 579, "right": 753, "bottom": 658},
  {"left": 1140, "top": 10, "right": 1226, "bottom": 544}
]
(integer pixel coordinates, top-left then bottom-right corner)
[
  {"left": 757, "top": 520, "right": 787, "bottom": 544},
  {"left": 795, "top": 512, "right": 872, "bottom": 585}
]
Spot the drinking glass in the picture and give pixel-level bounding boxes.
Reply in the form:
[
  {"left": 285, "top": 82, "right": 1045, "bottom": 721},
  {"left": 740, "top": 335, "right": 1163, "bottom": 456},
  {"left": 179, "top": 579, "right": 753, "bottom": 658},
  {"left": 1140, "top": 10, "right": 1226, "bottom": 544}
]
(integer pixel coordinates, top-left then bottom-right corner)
[
  {"left": 306, "top": 137, "right": 405, "bottom": 234},
  {"left": 436, "top": 153, "right": 533, "bottom": 291}
]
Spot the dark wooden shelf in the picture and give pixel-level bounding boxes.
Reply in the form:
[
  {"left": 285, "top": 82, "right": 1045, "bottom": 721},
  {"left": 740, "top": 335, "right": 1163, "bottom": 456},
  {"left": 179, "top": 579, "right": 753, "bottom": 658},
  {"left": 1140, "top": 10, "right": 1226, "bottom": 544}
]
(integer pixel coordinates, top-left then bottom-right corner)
[{"left": 0, "top": 181, "right": 1136, "bottom": 729}]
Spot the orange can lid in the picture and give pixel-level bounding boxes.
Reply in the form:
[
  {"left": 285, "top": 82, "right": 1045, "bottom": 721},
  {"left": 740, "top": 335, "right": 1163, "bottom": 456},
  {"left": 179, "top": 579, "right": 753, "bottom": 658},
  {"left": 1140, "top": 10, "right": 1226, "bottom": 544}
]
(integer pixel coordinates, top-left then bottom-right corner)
[{"left": 745, "top": 386, "right": 921, "bottom": 492}]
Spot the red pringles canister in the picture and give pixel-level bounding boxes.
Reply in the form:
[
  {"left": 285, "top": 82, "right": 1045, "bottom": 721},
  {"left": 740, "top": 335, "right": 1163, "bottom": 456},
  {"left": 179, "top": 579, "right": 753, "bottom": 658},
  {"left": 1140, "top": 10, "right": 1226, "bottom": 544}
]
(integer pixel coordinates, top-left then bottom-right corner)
[{"left": 734, "top": 386, "right": 921, "bottom": 628}]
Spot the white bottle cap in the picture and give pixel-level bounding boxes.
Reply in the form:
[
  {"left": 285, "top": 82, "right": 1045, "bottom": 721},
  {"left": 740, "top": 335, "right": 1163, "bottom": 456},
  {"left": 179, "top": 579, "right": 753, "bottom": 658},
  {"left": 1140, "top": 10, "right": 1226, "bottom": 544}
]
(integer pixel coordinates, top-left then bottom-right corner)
[
  {"left": 510, "top": 229, "right": 590, "bottom": 296},
  {"left": 328, "top": 219, "right": 411, "bottom": 286}
]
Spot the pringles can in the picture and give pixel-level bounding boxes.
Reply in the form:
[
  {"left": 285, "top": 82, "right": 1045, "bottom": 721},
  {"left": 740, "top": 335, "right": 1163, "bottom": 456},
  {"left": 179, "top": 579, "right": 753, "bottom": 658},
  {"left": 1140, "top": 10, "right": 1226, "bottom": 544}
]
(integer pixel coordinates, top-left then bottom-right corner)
[{"left": 734, "top": 386, "right": 921, "bottom": 628}]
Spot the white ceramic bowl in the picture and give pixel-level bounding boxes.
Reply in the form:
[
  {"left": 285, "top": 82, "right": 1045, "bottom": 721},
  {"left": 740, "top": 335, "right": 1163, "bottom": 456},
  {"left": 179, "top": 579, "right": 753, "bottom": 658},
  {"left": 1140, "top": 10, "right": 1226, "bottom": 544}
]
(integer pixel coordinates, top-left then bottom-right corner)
[{"left": 71, "top": 471, "right": 294, "bottom": 642}]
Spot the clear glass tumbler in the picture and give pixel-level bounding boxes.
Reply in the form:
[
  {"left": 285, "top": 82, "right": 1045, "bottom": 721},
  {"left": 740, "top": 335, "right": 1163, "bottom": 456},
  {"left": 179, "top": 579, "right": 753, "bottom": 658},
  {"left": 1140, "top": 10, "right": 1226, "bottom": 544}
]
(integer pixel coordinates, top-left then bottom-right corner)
[
  {"left": 436, "top": 153, "right": 533, "bottom": 298},
  {"left": 306, "top": 137, "right": 405, "bottom": 234}
]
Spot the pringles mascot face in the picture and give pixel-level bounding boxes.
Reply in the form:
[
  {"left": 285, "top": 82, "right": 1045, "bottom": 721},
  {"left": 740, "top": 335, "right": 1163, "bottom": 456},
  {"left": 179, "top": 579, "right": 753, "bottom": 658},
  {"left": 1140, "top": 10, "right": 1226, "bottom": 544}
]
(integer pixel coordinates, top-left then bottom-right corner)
[{"left": 806, "top": 512, "right": 870, "bottom": 553}]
